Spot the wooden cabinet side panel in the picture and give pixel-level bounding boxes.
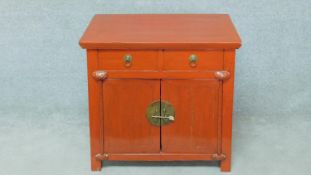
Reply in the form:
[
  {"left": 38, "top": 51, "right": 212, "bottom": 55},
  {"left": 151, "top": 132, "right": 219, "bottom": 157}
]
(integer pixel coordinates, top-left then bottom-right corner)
[
  {"left": 220, "top": 50, "right": 236, "bottom": 172},
  {"left": 86, "top": 49, "right": 102, "bottom": 171}
]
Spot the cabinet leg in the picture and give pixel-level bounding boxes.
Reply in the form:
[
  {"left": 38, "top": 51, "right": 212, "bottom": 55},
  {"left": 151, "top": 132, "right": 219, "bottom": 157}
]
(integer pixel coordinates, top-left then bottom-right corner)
[
  {"left": 220, "top": 157, "right": 231, "bottom": 172},
  {"left": 220, "top": 50, "right": 235, "bottom": 173},
  {"left": 91, "top": 158, "right": 102, "bottom": 171}
]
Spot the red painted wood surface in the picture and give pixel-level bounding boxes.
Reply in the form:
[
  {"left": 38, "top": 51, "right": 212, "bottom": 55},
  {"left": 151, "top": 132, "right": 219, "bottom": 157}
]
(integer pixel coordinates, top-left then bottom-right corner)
[
  {"left": 161, "top": 80, "right": 221, "bottom": 154},
  {"left": 98, "top": 50, "right": 159, "bottom": 70},
  {"left": 104, "top": 153, "right": 216, "bottom": 161},
  {"left": 80, "top": 14, "right": 241, "bottom": 49},
  {"left": 220, "top": 50, "right": 236, "bottom": 172},
  {"left": 86, "top": 50, "right": 102, "bottom": 171},
  {"left": 103, "top": 79, "right": 161, "bottom": 153},
  {"left": 163, "top": 50, "right": 223, "bottom": 70},
  {"left": 80, "top": 14, "right": 241, "bottom": 172}
]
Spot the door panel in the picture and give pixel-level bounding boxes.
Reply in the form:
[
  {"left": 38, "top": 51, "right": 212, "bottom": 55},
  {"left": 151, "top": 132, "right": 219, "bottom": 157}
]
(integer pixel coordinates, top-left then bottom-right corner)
[
  {"left": 161, "top": 80, "right": 221, "bottom": 153},
  {"left": 103, "top": 79, "right": 160, "bottom": 153}
]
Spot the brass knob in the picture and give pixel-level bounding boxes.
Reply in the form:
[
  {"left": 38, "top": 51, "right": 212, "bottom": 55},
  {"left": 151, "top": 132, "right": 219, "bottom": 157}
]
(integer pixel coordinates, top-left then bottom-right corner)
[
  {"left": 189, "top": 54, "right": 198, "bottom": 67},
  {"left": 123, "top": 54, "right": 132, "bottom": 67}
]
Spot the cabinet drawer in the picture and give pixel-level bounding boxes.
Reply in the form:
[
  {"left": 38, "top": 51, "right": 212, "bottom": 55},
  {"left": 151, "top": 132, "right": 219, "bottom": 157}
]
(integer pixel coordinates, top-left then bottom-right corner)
[
  {"left": 98, "top": 50, "right": 158, "bottom": 70},
  {"left": 163, "top": 51, "right": 223, "bottom": 70}
]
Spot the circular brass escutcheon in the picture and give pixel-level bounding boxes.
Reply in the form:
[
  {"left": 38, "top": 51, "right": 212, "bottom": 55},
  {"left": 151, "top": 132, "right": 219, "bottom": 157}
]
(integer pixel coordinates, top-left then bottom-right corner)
[{"left": 146, "top": 100, "right": 175, "bottom": 126}]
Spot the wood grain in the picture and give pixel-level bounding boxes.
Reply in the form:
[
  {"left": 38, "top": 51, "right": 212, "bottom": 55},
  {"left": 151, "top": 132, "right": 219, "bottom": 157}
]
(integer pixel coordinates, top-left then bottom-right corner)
[
  {"left": 98, "top": 50, "right": 159, "bottom": 70},
  {"left": 81, "top": 14, "right": 241, "bottom": 172},
  {"left": 163, "top": 50, "right": 223, "bottom": 70},
  {"left": 220, "top": 50, "right": 236, "bottom": 172},
  {"left": 86, "top": 49, "right": 102, "bottom": 171},
  {"left": 161, "top": 79, "right": 221, "bottom": 154},
  {"left": 101, "top": 153, "right": 217, "bottom": 161},
  {"left": 80, "top": 14, "right": 241, "bottom": 49},
  {"left": 96, "top": 71, "right": 217, "bottom": 79},
  {"left": 103, "top": 79, "right": 161, "bottom": 153}
]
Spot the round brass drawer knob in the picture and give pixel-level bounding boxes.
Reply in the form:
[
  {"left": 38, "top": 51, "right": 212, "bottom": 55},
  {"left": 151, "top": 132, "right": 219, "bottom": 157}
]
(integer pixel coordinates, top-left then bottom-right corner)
[
  {"left": 189, "top": 54, "right": 198, "bottom": 67},
  {"left": 123, "top": 54, "right": 132, "bottom": 67}
]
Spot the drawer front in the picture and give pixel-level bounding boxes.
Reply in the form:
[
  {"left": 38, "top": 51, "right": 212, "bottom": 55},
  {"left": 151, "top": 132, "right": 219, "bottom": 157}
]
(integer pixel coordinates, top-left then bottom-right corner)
[
  {"left": 163, "top": 50, "right": 223, "bottom": 70},
  {"left": 98, "top": 50, "right": 158, "bottom": 70}
]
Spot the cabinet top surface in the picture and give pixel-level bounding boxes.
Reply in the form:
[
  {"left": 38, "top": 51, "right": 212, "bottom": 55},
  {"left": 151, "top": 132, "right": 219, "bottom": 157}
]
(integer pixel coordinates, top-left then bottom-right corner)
[{"left": 79, "top": 14, "right": 241, "bottom": 49}]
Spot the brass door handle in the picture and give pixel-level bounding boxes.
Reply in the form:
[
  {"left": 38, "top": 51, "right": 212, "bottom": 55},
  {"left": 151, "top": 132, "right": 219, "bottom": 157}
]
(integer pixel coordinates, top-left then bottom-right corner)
[{"left": 151, "top": 115, "right": 175, "bottom": 121}]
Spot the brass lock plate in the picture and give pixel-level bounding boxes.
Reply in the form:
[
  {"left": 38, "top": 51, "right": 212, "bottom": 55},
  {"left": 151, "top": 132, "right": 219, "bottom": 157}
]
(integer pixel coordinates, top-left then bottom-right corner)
[{"left": 146, "top": 101, "right": 175, "bottom": 126}]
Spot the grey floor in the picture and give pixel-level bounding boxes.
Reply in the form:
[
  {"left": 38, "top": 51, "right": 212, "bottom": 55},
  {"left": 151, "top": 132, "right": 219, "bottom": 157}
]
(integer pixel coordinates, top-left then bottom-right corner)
[{"left": 1, "top": 112, "right": 310, "bottom": 175}]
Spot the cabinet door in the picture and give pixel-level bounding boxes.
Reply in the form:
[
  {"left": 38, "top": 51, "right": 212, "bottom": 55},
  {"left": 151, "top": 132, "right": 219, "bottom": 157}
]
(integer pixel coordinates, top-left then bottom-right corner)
[
  {"left": 103, "top": 79, "right": 160, "bottom": 153},
  {"left": 161, "top": 79, "right": 221, "bottom": 153}
]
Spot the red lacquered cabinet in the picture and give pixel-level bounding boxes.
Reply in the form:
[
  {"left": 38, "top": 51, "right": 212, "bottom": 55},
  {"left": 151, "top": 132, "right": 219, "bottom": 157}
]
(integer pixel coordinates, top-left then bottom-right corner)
[{"left": 79, "top": 14, "right": 241, "bottom": 172}]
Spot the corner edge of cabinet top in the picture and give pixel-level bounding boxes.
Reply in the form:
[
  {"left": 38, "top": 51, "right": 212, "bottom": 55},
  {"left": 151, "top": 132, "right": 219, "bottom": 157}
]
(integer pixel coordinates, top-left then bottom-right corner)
[{"left": 79, "top": 14, "right": 242, "bottom": 50}]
